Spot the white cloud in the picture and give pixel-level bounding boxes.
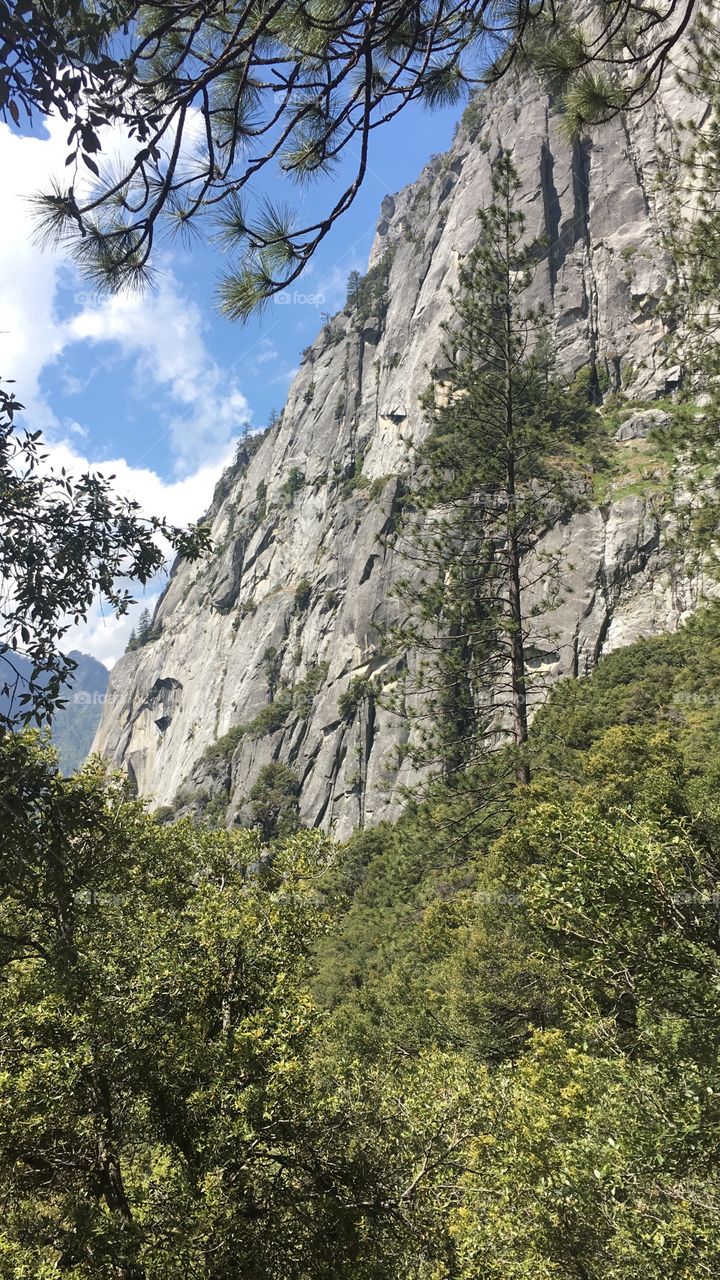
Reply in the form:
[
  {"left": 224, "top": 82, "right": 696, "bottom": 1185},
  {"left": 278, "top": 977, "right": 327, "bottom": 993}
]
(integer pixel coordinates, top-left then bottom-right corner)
[
  {"left": 70, "top": 594, "right": 162, "bottom": 670},
  {"left": 0, "top": 116, "right": 246, "bottom": 665},
  {"left": 67, "top": 280, "right": 251, "bottom": 474},
  {"left": 47, "top": 435, "right": 232, "bottom": 666},
  {"left": 256, "top": 343, "right": 279, "bottom": 365},
  {"left": 48, "top": 436, "right": 231, "bottom": 528},
  {"left": 0, "top": 116, "right": 252, "bottom": 474},
  {"left": 0, "top": 119, "right": 69, "bottom": 425}
]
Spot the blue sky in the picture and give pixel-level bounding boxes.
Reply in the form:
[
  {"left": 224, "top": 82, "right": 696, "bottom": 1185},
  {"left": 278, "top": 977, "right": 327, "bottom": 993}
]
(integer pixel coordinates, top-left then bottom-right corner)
[{"left": 0, "top": 97, "right": 462, "bottom": 660}]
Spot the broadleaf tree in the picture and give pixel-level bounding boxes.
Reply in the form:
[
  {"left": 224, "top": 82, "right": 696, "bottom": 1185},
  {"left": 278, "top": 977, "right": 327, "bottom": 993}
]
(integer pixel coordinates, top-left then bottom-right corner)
[
  {"left": 0, "top": 383, "right": 210, "bottom": 729},
  {"left": 0, "top": 731, "right": 400, "bottom": 1277}
]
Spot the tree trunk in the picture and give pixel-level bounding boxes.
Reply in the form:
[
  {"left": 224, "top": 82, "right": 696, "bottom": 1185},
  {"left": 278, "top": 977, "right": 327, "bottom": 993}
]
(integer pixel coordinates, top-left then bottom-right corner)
[
  {"left": 507, "top": 520, "right": 530, "bottom": 785},
  {"left": 503, "top": 203, "right": 531, "bottom": 787}
]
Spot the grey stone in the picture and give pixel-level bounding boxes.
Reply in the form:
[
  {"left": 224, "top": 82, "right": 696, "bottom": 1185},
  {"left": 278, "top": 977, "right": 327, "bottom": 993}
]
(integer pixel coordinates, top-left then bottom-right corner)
[
  {"left": 614, "top": 408, "right": 672, "bottom": 441},
  {"left": 361, "top": 316, "right": 382, "bottom": 343},
  {"left": 93, "top": 59, "right": 713, "bottom": 840}
]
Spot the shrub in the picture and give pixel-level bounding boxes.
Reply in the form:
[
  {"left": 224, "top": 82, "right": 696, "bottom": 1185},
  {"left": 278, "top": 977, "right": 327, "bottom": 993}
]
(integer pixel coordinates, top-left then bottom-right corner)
[
  {"left": 338, "top": 675, "right": 375, "bottom": 722},
  {"left": 247, "top": 763, "right": 302, "bottom": 842},
  {"left": 254, "top": 479, "right": 267, "bottom": 524},
  {"left": 345, "top": 251, "right": 394, "bottom": 325},
  {"left": 294, "top": 578, "right": 312, "bottom": 611},
  {"left": 340, "top": 451, "right": 369, "bottom": 498},
  {"left": 293, "top": 662, "right": 329, "bottom": 717},
  {"left": 282, "top": 467, "right": 305, "bottom": 506},
  {"left": 203, "top": 695, "right": 293, "bottom": 761}
]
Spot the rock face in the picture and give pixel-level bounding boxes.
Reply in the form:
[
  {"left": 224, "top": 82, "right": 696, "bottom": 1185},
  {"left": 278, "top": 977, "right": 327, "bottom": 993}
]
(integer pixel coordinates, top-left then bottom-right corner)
[{"left": 93, "top": 65, "right": 709, "bottom": 839}]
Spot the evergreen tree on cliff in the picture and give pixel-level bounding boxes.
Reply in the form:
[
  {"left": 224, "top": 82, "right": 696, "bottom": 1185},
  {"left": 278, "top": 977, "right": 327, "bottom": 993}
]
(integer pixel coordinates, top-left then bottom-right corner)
[{"left": 395, "top": 152, "right": 595, "bottom": 786}]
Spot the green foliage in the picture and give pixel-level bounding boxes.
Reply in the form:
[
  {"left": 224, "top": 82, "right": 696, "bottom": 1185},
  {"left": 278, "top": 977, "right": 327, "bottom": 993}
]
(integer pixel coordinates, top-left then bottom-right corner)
[
  {"left": 282, "top": 466, "right": 305, "bottom": 505},
  {"left": 254, "top": 478, "right": 268, "bottom": 524},
  {"left": 203, "top": 698, "right": 292, "bottom": 762},
  {"left": 202, "top": 663, "right": 328, "bottom": 764},
  {"left": 8, "top": 610, "right": 720, "bottom": 1274},
  {"left": 0, "top": 732, "right": 405, "bottom": 1277},
  {"left": 338, "top": 674, "right": 375, "bottom": 722},
  {"left": 247, "top": 762, "right": 302, "bottom": 841},
  {"left": 261, "top": 644, "right": 281, "bottom": 699},
  {"left": 345, "top": 251, "right": 394, "bottom": 325},
  {"left": 292, "top": 661, "right": 329, "bottom": 716},
  {"left": 666, "top": 12, "right": 720, "bottom": 392},
  {"left": 126, "top": 606, "right": 152, "bottom": 651},
  {"left": 529, "top": 602, "right": 720, "bottom": 793},
  {"left": 459, "top": 96, "right": 484, "bottom": 139},
  {"left": 661, "top": 35, "right": 720, "bottom": 574},
  {"left": 367, "top": 474, "right": 392, "bottom": 502},
  {"left": 391, "top": 154, "right": 598, "bottom": 780},
  {"left": 311, "top": 606, "right": 720, "bottom": 1275},
  {"left": 211, "top": 425, "right": 270, "bottom": 509},
  {"left": 0, "top": 649, "right": 108, "bottom": 775},
  {"left": 11, "top": 0, "right": 694, "bottom": 311},
  {"left": 339, "top": 450, "right": 369, "bottom": 498},
  {"left": 319, "top": 606, "right": 720, "bottom": 1034},
  {"left": 0, "top": 383, "right": 209, "bottom": 730},
  {"left": 293, "top": 577, "right": 312, "bottom": 611}
]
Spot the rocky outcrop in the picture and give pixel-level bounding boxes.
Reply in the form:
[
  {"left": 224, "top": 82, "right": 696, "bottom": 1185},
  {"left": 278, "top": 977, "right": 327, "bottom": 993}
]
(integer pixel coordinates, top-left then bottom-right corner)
[{"left": 93, "top": 63, "right": 710, "bottom": 839}]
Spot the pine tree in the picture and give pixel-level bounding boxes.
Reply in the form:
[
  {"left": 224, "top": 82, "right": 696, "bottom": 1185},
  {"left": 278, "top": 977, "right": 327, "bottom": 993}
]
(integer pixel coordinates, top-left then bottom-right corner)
[
  {"left": 15, "top": 1, "right": 697, "bottom": 313},
  {"left": 394, "top": 152, "right": 596, "bottom": 787},
  {"left": 136, "top": 608, "right": 152, "bottom": 647},
  {"left": 668, "top": 12, "right": 720, "bottom": 383},
  {"left": 346, "top": 271, "right": 363, "bottom": 312},
  {"left": 660, "top": 15, "right": 720, "bottom": 576}
]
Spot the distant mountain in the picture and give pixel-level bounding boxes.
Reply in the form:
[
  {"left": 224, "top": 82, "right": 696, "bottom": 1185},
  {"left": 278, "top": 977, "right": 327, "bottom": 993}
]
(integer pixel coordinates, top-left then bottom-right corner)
[{"left": 0, "top": 650, "right": 109, "bottom": 774}]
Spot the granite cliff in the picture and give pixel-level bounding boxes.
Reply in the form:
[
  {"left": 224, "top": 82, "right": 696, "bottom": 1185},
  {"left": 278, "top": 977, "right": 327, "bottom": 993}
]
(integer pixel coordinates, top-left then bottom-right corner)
[{"left": 93, "top": 63, "right": 711, "bottom": 837}]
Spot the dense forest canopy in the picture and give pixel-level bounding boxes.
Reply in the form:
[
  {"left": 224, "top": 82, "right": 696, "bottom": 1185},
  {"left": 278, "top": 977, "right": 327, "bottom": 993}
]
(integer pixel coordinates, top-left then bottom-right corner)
[{"left": 5, "top": 608, "right": 720, "bottom": 1274}]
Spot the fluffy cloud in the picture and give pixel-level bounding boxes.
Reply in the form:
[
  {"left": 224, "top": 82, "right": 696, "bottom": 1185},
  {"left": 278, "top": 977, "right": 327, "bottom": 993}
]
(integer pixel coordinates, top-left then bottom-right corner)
[
  {"left": 0, "top": 116, "right": 252, "bottom": 474},
  {"left": 0, "top": 119, "right": 68, "bottom": 421},
  {"left": 66, "top": 282, "right": 251, "bottom": 474},
  {"left": 0, "top": 116, "right": 249, "bottom": 664},
  {"left": 42, "top": 436, "right": 233, "bottom": 667},
  {"left": 70, "top": 594, "right": 162, "bottom": 670}
]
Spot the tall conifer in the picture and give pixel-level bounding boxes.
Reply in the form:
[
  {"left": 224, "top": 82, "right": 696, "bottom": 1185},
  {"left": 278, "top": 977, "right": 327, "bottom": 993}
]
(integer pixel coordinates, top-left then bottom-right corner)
[{"left": 394, "top": 152, "right": 595, "bottom": 786}]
